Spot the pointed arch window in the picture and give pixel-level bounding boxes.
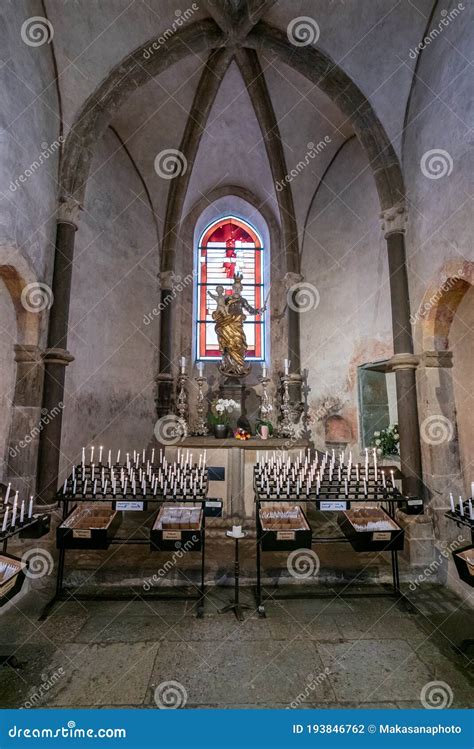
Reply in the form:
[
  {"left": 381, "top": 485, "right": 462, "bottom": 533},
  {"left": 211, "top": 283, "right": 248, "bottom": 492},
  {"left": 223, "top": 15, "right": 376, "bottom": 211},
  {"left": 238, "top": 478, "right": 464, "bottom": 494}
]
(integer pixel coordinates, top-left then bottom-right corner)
[{"left": 196, "top": 216, "right": 265, "bottom": 361}]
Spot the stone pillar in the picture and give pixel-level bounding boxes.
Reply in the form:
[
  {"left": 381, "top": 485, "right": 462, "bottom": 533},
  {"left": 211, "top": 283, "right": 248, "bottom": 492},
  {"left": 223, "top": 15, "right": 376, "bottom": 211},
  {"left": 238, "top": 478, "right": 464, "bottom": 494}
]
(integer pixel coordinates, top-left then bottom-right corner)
[
  {"left": 284, "top": 272, "right": 302, "bottom": 372},
  {"left": 5, "top": 345, "right": 43, "bottom": 497},
  {"left": 36, "top": 199, "right": 79, "bottom": 503},
  {"left": 381, "top": 204, "right": 422, "bottom": 496},
  {"left": 155, "top": 271, "right": 175, "bottom": 418},
  {"left": 416, "top": 351, "right": 463, "bottom": 521}
]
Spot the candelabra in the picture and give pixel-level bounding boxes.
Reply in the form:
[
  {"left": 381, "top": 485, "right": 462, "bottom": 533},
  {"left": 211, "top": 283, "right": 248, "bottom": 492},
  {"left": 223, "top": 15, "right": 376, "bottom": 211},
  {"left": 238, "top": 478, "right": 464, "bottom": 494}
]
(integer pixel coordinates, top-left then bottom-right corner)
[
  {"left": 176, "top": 373, "right": 189, "bottom": 428},
  {"left": 194, "top": 375, "right": 209, "bottom": 436},
  {"left": 278, "top": 374, "right": 293, "bottom": 437},
  {"left": 258, "top": 374, "right": 273, "bottom": 422}
]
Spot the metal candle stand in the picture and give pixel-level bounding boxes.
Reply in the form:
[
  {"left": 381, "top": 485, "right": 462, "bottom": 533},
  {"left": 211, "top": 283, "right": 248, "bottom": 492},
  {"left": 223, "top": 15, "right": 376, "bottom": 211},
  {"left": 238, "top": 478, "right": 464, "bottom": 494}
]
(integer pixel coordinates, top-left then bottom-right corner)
[
  {"left": 40, "top": 460, "right": 209, "bottom": 621},
  {"left": 194, "top": 375, "right": 209, "bottom": 436},
  {"left": 258, "top": 375, "right": 273, "bottom": 423},
  {"left": 176, "top": 373, "right": 189, "bottom": 427},
  {"left": 220, "top": 532, "right": 252, "bottom": 621},
  {"left": 1, "top": 511, "right": 50, "bottom": 669},
  {"left": 254, "top": 452, "right": 415, "bottom": 618},
  {"left": 444, "top": 508, "right": 474, "bottom": 654}
]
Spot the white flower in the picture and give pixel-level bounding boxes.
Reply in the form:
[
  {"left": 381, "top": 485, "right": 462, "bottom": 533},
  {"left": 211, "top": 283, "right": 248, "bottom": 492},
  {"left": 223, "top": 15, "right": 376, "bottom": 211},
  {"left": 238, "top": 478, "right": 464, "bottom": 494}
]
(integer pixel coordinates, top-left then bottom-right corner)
[
  {"left": 377, "top": 448, "right": 382, "bottom": 455},
  {"left": 374, "top": 431, "right": 380, "bottom": 437},
  {"left": 375, "top": 439, "right": 381, "bottom": 446}
]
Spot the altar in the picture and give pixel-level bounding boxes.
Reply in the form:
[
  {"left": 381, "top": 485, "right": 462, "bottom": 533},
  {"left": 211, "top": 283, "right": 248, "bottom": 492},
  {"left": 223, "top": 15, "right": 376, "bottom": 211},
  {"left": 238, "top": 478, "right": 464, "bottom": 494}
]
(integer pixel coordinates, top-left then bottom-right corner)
[{"left": 165, "top": 438, "right": 311, "bottom": 520}]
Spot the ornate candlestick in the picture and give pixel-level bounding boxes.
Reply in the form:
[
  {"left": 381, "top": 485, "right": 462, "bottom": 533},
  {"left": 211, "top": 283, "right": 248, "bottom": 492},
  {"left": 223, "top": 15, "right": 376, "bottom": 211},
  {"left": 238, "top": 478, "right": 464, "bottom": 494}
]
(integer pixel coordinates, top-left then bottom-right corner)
[
  {"left": 194, "top": 375, "right": 208, "bottom": 436},
  {"left": 278, "top": 374, "right": 293, "bottom": 437},
  {"left": 176, "top": 372, "right": 188, "bottom": 427},
  {"left": 258, "top": 374, "right": 273, "bottom": 422}
]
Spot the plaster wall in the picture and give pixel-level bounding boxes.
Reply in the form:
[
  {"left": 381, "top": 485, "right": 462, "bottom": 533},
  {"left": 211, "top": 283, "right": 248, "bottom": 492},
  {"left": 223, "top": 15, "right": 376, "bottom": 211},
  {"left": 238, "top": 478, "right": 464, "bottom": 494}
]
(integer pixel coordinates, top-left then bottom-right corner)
[
  {"left": 404, "top": 1, "right": 473, "bottom": 324},
  {"left": 0, "top": 280, "right": 17, "bottom": 481},
  {"left": 300, "top": 137, "right": 393, "bottom": 454},
  {"left": 60, "top": 129, "right": 159, "bottom": 474},
  {"left": 0, "top": 0, "right": 60, "bottom": 284}
]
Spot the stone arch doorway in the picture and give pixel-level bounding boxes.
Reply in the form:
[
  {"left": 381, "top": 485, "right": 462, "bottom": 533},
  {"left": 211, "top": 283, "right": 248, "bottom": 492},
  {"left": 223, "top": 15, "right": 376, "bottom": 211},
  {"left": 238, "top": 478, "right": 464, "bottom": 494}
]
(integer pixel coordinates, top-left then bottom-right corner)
[
  {"left": 37, "top": 15, "right": 421, "bottom": 500},
  {"left": 0, "top": 244, "right": 44, "bottom": 496}
]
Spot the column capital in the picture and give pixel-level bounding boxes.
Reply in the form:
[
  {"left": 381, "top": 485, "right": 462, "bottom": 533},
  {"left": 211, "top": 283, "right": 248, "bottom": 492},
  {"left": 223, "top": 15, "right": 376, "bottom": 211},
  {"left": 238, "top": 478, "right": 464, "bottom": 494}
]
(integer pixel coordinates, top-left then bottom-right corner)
[
  {"left": 57, "top": 197, "right": 82, "bottom": 228},
  {"left": 386, "top": 352, "right": 419, "bottom": 371},
  {"left": 420, "top": 350, "right": 453, "bottom": 368},
  {"left": 284, "top": 271, "right": 304, "bottom": 290},
  {"left": 380, "top": 201, "right": 407, "bottom": 237},
  {"left": 13, "top": 344, "right": 42, "bottom": 363},
  {"left": 158, "top": 270, "right": 178, "bottom": 289},
  {"left": 42, "top": 347, "right": 75, "bottom": 366}
]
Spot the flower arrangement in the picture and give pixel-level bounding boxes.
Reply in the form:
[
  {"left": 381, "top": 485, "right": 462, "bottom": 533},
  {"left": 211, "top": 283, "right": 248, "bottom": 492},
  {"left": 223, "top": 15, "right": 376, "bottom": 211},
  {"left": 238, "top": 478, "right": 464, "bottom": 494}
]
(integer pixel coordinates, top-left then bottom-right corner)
[
  {"left": 372, "top": 424, "right": 399, "bottom": 457},
  {"left": 234, "top": 427, "right": 251, "bottom": 441},
  {"left": 209, "top": 398, "right": 239, "bottom": 426}
]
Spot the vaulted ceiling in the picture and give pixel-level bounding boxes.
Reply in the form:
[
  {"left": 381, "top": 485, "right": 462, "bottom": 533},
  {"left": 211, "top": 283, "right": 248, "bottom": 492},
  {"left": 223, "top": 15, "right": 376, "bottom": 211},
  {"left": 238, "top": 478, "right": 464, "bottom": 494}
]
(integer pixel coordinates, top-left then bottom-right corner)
[{"left": 43, "top": 0, "right": 434, "bottom": 239}]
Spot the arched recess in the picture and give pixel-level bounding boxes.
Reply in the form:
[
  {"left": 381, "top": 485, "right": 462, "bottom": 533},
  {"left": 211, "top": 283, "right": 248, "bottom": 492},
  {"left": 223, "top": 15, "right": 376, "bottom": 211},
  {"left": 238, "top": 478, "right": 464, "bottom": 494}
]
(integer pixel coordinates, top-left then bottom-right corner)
[
  {"left": 40, "top": 16, "right": 423, "bottom": 499},
  {"left": 175, "top": 185, "right": 283, "bottom": 420},
  {"left": 0, "top": 243, "right": 44, "bottom": 494}
]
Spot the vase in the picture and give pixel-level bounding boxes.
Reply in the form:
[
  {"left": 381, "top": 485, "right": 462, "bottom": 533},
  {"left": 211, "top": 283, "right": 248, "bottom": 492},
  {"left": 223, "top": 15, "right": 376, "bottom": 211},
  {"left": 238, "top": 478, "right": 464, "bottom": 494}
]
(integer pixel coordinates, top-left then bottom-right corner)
[{"left": 214, "top": 423, "right": 228, "bottom": 439}]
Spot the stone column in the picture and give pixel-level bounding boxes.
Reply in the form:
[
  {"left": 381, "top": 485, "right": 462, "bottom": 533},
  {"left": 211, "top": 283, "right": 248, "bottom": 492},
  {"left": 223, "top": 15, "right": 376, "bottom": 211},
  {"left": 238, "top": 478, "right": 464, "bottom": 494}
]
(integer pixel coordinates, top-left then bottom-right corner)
[
  {"left": 5, "top": 345, "right": 43, "bottom": 497},
  {"left": 381, "top": 204, "right": 423, "bottom": 496},
  {"left": 36, "top": 199, "right": 79, "bottom": 503},
  {"left": 155, "top": 271, "right": 175, "bottom": 418},
  {"left": 284, "top": 272, "right": 302, "bottom": 373}
]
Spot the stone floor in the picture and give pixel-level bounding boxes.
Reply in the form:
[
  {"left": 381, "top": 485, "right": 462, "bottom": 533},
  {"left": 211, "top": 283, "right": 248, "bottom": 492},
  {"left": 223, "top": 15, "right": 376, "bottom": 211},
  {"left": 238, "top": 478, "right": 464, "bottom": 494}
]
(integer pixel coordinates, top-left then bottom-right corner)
[{"left": 0, "top": 578, "right": 472, "bottom": 709}]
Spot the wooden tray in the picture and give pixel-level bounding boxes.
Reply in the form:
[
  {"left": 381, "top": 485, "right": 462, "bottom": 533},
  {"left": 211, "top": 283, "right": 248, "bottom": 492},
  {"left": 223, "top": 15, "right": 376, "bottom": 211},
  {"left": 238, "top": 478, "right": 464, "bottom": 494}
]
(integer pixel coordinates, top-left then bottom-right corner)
[
  {"left": 57, "top": 504, "right": 121, "bottom": 549},
  {"left": 259, "top": 504, "right": 312, "bottom": 551},
  {"left": 0, "top": 553, "right": 27, "bottom": 607},
  {"left": 452, "top": 545, "right": 474, "bottom": 587},
  {"left": 150, "top": 506, "right": 203, "bottom": 552},
  {"left": 338, "top": 507, "right": 404, "bottom": 552}
]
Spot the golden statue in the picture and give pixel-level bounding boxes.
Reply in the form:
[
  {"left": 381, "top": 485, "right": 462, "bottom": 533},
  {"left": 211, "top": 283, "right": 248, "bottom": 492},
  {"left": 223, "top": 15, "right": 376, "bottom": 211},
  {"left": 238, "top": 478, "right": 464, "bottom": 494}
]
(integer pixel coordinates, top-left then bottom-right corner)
[{"left": 209, "top": 275, "right": 266, "bottom": 378}]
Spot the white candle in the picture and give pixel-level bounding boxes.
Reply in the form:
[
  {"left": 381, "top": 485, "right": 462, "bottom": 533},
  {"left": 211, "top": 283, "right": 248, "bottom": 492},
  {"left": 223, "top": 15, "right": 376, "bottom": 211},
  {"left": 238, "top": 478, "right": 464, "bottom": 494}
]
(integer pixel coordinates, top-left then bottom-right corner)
[
  {"left": 28, "top": 496, "right": 33, "bottom": 518},
  {"left": 459, "top": 496, "right": 464, "bottom": 516},
  {"left": 356, "top": 464, "right": 360, "bottom": 482},
  {"left": 180, "top": 356, "right": 186, "bottom": 373},
  {"left": 82, "top": 447, "right": 85, "bottom": 466},
  {"left": 363, "top": 478, "right": 367, "bottom": 497},
  {"left": 20, "top": 500, "right": 25, "bottom": 525},
  {"left": 284, "top": 358, "right": 290, "bottom": 375},
  {"left": 117, "top": 449, "right": 121, "bottom": 464},
  {"left": 2, "top": 506, "right": 9, "bottom": 532},
  {"left": 262, "top": 364, "right": 267, "bottom": 378},
  {"left": 344, "top": 478, "right": 348, "bottom": 497},
  {"left": 4, "top": 482, "right": 10, "bottom": 504},
  {"left": 449, "top": 492, "right": 455, "bottom": 513},
  {"left": 63, "top": 478, "right": 67, "bottom": 494},
  {"left": 390, "top": 470, "right": 395, "bottom": 489},
  {"left": 151, "top": 448, "right": 155, "bottom": 464},
  {"left": 108, "top": 450, "right": 111, "bottom": 468},
  {"left": 90, "top": 446, "right": 94, "bottom": 463},
  {"left": 83, "top": 479, "right": 88, "bottom": 495},
  {"left": 471, "top": 481, "right": 474, "bottom": 499},
  {"left": 93, "top": 479, "right": 97, "bottom": 495},
  {"left": 382, "top": 471, "right": 386, "bottom": 488},
  {"left": 468, "top": 499, "right": 473, "bottom": 521},
  {"left": 197, "top": 361, "right": 204, "bottom": 376},
  {"left": 12, "top": 493, "right": 18, "bottom": 526},
  {"left": 99, "top": 445, "right": 103, "bottom": 464}
]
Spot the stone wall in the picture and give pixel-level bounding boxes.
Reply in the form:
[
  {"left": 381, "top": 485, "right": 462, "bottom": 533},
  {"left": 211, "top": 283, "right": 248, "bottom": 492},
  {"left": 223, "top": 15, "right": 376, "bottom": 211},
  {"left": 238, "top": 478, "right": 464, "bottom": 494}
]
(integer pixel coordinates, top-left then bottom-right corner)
[{"left": 59, "top": 129, "right": 159, "bottom": 475}]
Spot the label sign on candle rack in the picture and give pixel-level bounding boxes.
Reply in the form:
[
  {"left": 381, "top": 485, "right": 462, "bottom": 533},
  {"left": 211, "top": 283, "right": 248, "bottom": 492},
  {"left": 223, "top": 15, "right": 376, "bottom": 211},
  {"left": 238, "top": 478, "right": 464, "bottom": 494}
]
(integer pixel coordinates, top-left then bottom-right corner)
[
  {"left": 114, "top": 501, "right": 145, "bottom": 512},
  {"left": 73, "top": 529, "right": 92, "bottom": 539},
  {"left": 163, "top": 530, "right": 182, "bottom": 541},
  {"left": 372, "top": 531, "right": 391, "bottom": 541},
  {"left": 276, "top": 530, "right": 295, "bottom": 541},
  {"left": 319, "top": 501, "right": 347, "bottom": 511}
]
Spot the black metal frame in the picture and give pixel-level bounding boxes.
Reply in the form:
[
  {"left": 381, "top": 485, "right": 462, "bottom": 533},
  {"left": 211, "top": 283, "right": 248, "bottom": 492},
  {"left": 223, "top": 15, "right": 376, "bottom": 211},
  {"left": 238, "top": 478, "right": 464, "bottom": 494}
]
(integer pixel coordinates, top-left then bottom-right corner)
[
  {"left": 1, "top": 514, "right": 49, "bottom": 669},
  {"left": 40, "top": 491, "right": 208, "bottom": 621},
  {"left": 444, "top": 510, "right": 474, "bottom": 654},
  {"left": 254, "top": 480, "right": 411, "bottom": 617}
]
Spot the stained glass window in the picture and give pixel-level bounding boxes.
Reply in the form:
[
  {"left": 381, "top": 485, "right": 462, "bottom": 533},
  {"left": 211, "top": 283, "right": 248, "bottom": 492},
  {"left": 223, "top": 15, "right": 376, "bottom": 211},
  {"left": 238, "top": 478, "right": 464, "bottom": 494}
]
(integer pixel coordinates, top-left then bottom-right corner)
[{"left": 196, "top": 216, "right": 265, "bottom": 361}]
